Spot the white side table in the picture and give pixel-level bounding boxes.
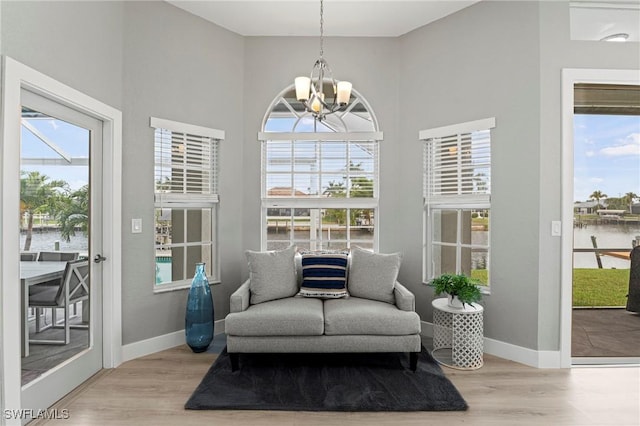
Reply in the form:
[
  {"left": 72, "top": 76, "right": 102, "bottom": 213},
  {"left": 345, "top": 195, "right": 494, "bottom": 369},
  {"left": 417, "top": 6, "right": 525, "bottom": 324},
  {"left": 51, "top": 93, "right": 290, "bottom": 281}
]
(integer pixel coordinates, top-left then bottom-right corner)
[{"left": 431, "top": 297, "right": 484, "bottom": 370}]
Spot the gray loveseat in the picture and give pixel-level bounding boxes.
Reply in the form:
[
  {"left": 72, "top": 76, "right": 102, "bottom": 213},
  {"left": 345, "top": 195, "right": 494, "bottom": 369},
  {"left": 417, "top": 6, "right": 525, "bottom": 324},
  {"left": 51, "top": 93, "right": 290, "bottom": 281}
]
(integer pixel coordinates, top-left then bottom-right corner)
[{"left": 224, "top": 246, "right": 422, "bottom": 371}]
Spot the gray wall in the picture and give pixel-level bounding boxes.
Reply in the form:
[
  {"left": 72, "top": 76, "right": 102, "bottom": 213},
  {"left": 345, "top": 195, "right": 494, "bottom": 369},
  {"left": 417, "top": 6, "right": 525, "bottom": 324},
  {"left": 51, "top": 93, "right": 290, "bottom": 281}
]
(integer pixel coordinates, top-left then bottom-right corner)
[
  {"left": 1, "top": 1, "right": 245, "bottom": 345},
  {"left": 241, "top": 36, "right": 401, "bottom": 259},
  {"left": 1, "top": 1, "right": 124, "bottom": 109},
  {"left": 2, "top": 0, "right": 638, "bottom": 353},
  {"left": 119, "top": 1, "right": 244, "bottom": 345},
  {"left": 399, "top": 0, "right": 542, "bottom": 348}
]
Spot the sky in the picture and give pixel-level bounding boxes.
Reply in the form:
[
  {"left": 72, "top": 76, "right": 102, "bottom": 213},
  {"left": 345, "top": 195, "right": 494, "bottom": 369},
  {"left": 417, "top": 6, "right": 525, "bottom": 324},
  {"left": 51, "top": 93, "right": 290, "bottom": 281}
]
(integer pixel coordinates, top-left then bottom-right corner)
[
  {"left": 573, "top": 114, "right": 640, "bottom": 202},
  {"left": 21, "top": 111, "right": 639, "bottom": 202},
  {"left": 20, "top": 114, "right": 89, "bottom": 191}
]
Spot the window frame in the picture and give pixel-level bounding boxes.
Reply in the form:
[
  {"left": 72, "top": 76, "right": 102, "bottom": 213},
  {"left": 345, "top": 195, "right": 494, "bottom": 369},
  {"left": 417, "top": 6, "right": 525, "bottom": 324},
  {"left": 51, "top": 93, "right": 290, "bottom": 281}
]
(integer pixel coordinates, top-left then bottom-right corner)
[
  {"left": 151, "top": 117, "right": 223, "bottom": 292},
  {"left": 420, "top": 118, "right": 495, "bottom": 287},
  {"left": 259, "top": 133, "right": 381, "bottom": 251},
  {"left": 258, "top": 84, "right": 382, "bottom": 252}
]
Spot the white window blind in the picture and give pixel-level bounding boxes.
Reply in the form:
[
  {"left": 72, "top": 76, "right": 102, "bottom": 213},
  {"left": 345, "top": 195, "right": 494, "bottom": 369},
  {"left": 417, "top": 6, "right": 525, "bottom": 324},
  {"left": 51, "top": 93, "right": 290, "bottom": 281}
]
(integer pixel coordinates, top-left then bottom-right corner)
[
  {"left": 152, "top": 117, "right": 223, "bottom": 204},
  {"left": 261, "top": 137, "right": 378, "bottom": 200},
  {"left": 421, "top": 118, "right": 494, "bottom": 203}
]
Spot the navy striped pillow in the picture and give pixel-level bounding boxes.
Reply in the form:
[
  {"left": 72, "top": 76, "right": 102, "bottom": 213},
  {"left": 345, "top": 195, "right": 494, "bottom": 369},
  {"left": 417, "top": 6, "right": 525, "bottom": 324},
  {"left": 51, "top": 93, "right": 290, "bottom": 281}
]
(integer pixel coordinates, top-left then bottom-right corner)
[{"left": 299, "top": 253, "right": 349, "bottom": 298}]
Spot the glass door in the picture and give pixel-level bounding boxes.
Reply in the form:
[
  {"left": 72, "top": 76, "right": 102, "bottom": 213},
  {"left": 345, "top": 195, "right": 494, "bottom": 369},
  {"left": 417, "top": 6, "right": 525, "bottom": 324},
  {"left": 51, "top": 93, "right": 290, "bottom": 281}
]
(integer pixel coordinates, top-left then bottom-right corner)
[
  {"left": 571, "top": 83, "right": 640, "bottom": 363},
  {"left": 19, "top": 88, "right": 104, "bottom": 412}
]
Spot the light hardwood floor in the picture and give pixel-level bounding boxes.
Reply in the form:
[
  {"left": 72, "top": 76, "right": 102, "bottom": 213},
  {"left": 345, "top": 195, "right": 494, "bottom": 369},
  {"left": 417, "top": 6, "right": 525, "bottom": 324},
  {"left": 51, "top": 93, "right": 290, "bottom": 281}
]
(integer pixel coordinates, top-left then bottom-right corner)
[{"left": 35, "top": 345, "right": 639, "bottom": 426}]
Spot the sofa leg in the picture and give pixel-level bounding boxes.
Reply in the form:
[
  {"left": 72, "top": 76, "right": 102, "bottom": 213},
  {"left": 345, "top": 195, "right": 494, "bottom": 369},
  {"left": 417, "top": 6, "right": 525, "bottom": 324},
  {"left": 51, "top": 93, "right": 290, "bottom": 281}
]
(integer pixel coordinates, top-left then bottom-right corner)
[
  {"left": 409, "top": 352, "right": 418, "bottom": 371},
  {"left": 230, "top": 353, "right": 239, "bottom": 372}
]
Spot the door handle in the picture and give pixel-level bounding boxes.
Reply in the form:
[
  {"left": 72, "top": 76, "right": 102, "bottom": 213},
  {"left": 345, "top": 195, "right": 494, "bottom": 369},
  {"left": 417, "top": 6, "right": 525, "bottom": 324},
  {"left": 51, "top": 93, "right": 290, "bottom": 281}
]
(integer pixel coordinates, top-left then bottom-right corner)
[{"left": 94, "top": 254, "right": 107, "bottom": 264}]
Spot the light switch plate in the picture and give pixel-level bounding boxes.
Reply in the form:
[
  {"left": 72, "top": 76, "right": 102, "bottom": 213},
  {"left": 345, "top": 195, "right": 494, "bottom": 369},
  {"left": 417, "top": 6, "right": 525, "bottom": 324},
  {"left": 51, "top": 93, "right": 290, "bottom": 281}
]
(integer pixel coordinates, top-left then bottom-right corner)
[
  {"left": 132, "top": 218, "right": 142, "bottom": 234},
  {"left": 551, "top": 220, "right": 562, "bottom": 237}
]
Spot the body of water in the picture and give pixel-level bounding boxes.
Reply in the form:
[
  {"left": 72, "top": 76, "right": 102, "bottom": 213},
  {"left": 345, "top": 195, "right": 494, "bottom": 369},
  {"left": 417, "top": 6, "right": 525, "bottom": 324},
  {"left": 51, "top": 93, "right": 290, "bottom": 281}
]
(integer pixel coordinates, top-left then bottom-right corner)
[
  {"left": 19, "top": 230, "right": 88, "bottom": 253},
  {"left": 574, "top": 223, "right": 639, "bottom": 269},
  {"left": 22, "top": 225, "right": 637, "bottom": 270}
]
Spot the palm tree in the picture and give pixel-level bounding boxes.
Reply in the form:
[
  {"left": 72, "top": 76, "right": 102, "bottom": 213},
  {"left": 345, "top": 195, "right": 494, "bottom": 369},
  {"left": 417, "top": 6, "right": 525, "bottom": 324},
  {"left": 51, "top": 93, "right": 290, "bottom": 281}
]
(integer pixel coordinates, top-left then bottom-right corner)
[
  {"left": 624, "top": 192, "right": 638, "bottom": 214},
  {"left": 589, "top": 190, "right": 608, "bottom": 210},
  {"left": 20, "top": 171, "right": 67, "bottom": 251},
  {"left": 54, "top": 185, "right": 89, "bottom": 242}
]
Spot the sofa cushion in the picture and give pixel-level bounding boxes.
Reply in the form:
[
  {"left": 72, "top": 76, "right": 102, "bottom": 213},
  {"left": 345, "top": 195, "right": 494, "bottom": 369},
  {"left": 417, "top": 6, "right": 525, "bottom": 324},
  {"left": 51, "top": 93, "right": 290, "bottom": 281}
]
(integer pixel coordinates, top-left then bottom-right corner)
[
  {"left": 324, "top": 297, "right": 420, "bottom": 336},
  {"left": 298, "top": 252, "right": 349, "bottom": 298},
  {"left": 225, "top": 297, "right": 324, "bottom": 336},
  {"left": 245, "top": 245, "right": 298, "bottom": 305},
  {"left": 348, "top": 246, "right": 401, "bottom": 304}
]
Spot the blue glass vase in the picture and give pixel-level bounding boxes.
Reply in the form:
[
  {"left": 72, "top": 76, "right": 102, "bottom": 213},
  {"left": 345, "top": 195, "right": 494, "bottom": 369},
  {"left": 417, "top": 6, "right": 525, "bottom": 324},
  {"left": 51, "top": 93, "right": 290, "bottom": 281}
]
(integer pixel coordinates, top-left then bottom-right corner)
[{"left": 185, "top": 263, "right": 214, "bottom": 353}]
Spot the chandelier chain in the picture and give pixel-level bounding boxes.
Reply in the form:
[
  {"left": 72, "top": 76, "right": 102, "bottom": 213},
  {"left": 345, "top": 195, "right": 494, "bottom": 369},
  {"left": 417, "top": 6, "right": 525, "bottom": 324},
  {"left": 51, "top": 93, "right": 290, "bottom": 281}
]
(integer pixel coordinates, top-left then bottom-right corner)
[
  {"left": 319, "top": 0, "right": 324, "bottom": 59},
  {"left": 294, "top": 0, "right": 351, "bottom": 121}
]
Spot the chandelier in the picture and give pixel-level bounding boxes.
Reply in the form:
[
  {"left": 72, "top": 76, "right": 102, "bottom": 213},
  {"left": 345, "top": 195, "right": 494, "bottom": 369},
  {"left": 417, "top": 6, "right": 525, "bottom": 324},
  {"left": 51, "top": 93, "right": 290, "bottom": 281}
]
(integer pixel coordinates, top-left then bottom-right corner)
[{"left": 294, "top": 0, "right": 352, "bottom": 121}]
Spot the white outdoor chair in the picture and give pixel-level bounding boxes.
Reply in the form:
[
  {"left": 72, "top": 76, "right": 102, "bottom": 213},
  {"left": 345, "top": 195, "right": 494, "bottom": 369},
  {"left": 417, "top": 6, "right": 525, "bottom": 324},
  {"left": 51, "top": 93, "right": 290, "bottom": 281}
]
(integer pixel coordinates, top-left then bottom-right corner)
[
  {"left": 33, "top": 251, "right": 81, "bottom": 323},
  {"left": 28, "top": 259, "right": 89, "bottom": 346}
]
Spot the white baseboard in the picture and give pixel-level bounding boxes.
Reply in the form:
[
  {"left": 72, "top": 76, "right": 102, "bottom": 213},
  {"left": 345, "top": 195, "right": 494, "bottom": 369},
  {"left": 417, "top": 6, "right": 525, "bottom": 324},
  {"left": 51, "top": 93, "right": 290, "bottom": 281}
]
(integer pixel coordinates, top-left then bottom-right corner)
[
  {"left": 422, "top": 321, "right": 562, "bottom": 368},
  {"left": 420, "top": 320, "right": 433, "bottom": 338},
  {"left": 122, "top": 319, "right": 562, "bottom": 368},
  {"left": 483, "top": 337, "right": 561, "bottom": 368},
  {"left": 122, "top": 319, "right": 225, "bottom": 363}
]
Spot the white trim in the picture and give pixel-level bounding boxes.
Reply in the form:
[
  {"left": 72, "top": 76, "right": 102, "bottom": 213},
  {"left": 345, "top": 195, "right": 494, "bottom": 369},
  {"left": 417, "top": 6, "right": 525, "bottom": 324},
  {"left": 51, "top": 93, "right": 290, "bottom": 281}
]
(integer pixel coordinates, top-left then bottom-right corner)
[
  {"left": 572, "top": 357, "right": 640, "bottom": 366},
  {"left": 569, "top": 1, "right": 640, "bottom": 11},
  {"left": 121, "top": 330, "right": 186, "bottom": 363},
  {"left": 420, "top": 320, "right": 433, "bottom": 338},
  {"left": 150, "top": 116, "right": 224, "bottom": 140},
  {"left": 155, "top": 193, "right": 220, "bottom": 204},
  {"left": 121, "top": 320, "right": 225, "bottom": 362},
  {"left": 264, "top": 197, "right": 379, "bottom": 209},
  {"left": 258, "top": 131, "right": 383, "bottom": 141},
  {"left": 0, "top": 56, "right": 123, "bottom": 417},
  {"left": 423, "top": 321, "right": 561, "bottom": 368},
  {"left": 419, "top": 117, "right": 496, "bottom": 140},
  {"left": 560, "top": 68, "right": 640, "bottom": 369},
  {"left": 425, "top": 198, "right": 491, "bottom": 208},
  {"left": 483, "top": 337, "right": 561, "bottom": 368}
]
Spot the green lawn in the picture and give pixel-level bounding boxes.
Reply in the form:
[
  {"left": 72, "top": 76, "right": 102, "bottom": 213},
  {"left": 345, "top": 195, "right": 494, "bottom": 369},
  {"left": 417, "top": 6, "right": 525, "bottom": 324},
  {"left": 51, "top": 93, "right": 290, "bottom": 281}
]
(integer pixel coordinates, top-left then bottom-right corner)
[
  {"left": 572, "top": 268, "right": 629, "bottom": 307},
  {"left": 470, "top": 268, "right": 629, "bottom": 307}
]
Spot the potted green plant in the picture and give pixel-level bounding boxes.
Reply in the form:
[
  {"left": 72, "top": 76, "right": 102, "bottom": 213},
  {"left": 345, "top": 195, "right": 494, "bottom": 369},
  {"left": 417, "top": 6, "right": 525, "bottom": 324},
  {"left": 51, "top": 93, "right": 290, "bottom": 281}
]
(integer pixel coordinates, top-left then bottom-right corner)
[{"left": 429, "top": 273, "right": 482, "bottom": 309}]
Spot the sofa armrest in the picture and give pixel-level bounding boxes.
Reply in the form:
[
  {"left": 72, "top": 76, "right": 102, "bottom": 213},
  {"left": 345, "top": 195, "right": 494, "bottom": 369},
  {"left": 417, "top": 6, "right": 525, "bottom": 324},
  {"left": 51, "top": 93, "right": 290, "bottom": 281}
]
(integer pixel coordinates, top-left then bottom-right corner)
[
  {"left": 230, "top": 279, "right": 251, "bottom": 313},
  {"left": 394, "top": 282, "right": 415, "bottom": 312}
]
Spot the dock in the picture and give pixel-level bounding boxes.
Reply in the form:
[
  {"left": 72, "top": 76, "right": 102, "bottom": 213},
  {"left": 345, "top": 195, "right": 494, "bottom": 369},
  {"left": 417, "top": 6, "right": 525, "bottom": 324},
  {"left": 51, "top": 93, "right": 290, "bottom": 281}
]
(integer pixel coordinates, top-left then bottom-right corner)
[{"left": 601, "top": 251, "right": 631, "bottom": 260}]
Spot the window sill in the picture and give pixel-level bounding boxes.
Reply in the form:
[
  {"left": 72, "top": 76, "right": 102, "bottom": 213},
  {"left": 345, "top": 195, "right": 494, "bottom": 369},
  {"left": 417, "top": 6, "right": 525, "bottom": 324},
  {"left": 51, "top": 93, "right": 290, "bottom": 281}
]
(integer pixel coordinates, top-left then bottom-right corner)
[{"left": 153, "top": 279, "right": 221, "bottom": 294}]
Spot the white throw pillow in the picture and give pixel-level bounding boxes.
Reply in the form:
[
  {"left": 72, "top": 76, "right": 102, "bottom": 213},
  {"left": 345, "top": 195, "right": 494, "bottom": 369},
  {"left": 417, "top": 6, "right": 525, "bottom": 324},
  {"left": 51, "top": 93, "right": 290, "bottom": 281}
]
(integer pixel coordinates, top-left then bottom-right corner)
[
  {"left": 348, "top": 246, "right": 402, "bottom": 304},
  {"left": 245, "top": 245, "right": 298, "bottom": 305}
]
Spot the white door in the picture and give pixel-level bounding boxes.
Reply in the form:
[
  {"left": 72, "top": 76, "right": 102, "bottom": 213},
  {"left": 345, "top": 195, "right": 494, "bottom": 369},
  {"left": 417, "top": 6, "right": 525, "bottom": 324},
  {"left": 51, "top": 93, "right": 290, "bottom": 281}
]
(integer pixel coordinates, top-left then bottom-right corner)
[{"left": 19, "top": 89, "right": 104, "bottom": 413}]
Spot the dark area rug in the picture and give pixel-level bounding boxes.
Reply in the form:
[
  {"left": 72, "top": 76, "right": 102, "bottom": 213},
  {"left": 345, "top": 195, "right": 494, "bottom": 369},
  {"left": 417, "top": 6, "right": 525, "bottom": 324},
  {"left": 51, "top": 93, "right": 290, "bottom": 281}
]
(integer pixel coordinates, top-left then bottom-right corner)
[{"left": 185, "top": 346, "right": 467, "bottom": 412}]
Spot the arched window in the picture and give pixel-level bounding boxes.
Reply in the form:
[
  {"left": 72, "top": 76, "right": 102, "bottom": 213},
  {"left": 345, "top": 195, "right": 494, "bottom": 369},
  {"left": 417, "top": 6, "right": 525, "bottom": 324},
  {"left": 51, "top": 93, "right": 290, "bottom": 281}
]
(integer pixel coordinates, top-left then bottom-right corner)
[{"left": 258, "top": 84, "right": 383, "bottom": 251}]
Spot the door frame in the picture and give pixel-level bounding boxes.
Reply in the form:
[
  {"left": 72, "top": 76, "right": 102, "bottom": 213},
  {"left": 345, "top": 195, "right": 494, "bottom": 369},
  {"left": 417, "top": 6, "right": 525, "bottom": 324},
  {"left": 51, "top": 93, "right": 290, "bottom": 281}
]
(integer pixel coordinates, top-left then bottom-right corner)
[
  {"left": 560, "top": 68, "right": 640, "bottom": 368},
  {"left": 0, "top": 56, "right": 122, "bottom": 419}
]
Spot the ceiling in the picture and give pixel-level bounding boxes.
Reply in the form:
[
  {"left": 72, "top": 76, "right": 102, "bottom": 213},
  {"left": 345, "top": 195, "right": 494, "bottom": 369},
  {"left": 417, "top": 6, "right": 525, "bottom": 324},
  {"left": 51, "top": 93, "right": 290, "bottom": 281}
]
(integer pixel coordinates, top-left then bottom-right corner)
[
  {"left": 165, "top": 0, "right": 481, "bottom": 37},
  {"left": 166, "top": 0, "right": 640, "bottom": 40}
]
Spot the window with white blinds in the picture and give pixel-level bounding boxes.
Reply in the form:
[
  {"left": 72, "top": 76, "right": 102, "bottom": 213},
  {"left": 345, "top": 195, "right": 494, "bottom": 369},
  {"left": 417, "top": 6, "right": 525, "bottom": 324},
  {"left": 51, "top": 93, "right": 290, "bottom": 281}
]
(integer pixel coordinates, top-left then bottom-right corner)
[
  {"left": 421, "top": 118, "right": 494, "bottom": 204},
  {"left": 259, "top": 83, "right": 382, "bottom": 252},
  {"left": 258, "top": 135, "right": 381, "bottom": 251},
  {"left": 420, "top": 118, "right": 494, "bottom": 287},
  {"left": 151, "top": 117, "right": 224, "bottom": 291},
  {"left": 153, "top": 117, "right": 221, "bottom": 204},
  {"left": 262, "top": 139, "right": 378, "bottom": 199}
]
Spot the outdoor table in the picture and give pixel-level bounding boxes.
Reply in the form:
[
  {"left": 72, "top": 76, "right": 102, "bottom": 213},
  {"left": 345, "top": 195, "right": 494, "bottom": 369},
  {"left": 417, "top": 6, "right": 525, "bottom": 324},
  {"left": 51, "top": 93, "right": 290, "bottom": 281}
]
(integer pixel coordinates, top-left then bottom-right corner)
[{"left": 20, "top": 261, "right": 67, "bottom": 357}]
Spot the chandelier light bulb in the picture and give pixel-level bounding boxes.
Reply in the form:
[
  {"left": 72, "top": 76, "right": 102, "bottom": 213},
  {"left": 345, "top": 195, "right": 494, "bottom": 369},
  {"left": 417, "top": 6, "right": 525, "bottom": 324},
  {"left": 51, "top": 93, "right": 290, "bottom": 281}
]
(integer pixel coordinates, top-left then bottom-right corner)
[
  {"left": 293, "top": 0, "right": 352, "bottom": 121},
  {"left": 336, "top": 81, "right": 352, "bottom": 105},
  {"left": 295, "top": 77, "right": 311, "bottom": 101}
]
